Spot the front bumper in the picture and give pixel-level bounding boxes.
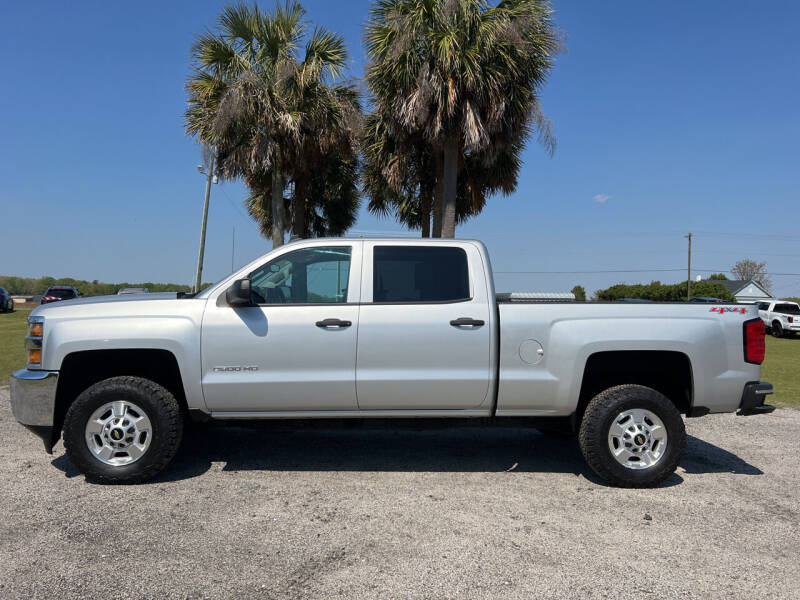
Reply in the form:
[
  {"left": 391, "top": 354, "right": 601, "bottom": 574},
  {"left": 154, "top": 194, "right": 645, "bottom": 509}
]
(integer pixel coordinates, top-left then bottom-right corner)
[
  {"left": 9, "top": 369, "right": 59, "bottom": 452},
  {"left": 737, "top": 381, "right": 775, "bottom": 416}
]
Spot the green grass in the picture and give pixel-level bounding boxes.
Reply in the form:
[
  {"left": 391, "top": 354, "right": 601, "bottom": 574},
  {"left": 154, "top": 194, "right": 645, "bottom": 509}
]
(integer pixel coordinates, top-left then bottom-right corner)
[
  {"left": 0, "top": 309, "right": 797, "bottom": 408},
  {"left": 0, "top": 308, "right": 31, "bottom": 384},
  {"left": 762, "top": 335, "right": 800, "bottom": 408}
]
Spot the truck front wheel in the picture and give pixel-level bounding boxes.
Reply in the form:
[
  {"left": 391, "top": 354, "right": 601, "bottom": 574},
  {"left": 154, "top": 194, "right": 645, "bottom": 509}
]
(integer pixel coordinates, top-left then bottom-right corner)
[
  {"left": 63, "top": 376, "right": 183, "bottom": 484},
  {"left": 578, "top": 384, "right": 685, "bottom": 488}
]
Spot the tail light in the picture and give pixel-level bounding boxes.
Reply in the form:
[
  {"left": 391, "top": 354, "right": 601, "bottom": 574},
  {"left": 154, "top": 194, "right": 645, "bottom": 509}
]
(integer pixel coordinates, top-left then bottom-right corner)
[
  {"left": 743, "top": 318, "right": 765, "bottom": 364},
  {"left": 789, "top": 317, "right": 794, "bottom": 324}
]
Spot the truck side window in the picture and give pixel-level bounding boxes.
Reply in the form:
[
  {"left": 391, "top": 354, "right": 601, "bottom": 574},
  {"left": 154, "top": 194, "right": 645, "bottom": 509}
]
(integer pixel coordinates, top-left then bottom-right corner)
[
  {"left": 774, "top": 303, "right": 800, "bottom": 314},
  {"left": 373, "top": 246, "right": 470, "bottom": 303},
  {"left": 249, "top": 246, "right": 351, "bottom": 304}
]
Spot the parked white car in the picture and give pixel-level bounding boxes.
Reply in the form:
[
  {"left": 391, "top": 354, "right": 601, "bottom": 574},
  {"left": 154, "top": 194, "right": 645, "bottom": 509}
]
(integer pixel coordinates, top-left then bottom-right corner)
[{"left": 757, "top": 300, "right": 800, "bottom": 337}]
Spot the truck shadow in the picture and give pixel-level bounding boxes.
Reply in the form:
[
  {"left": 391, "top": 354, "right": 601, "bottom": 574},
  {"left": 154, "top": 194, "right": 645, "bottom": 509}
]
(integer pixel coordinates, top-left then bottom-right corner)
[
  {"left": 51, "top": 425, "right": 762, "bottom": 486},
  {"left": 681, "top": 435, "right": 763, "bottom": 475}
]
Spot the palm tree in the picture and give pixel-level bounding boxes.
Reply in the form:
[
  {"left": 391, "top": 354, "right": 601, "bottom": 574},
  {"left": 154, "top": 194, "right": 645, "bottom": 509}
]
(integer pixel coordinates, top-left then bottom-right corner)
[
  {"left": 363, "top": 109, "right": 524, "bottom": 236},
  {"left": 365, "top": 0, "right": 560, "bottom": 237},
  {"left": 363, "top": 112, "right": 436, "bottom": 235},
  {"left": 186, "top": 2, "right": 361, "bottom": 248},
  {"left": 288, "top": 84, "right": 362, "bottom": 238}
]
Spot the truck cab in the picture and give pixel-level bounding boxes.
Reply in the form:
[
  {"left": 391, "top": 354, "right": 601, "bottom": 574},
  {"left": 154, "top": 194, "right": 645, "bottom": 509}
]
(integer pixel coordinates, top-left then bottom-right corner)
[{"left": 203, "top": 239, "right": 495, "bottom": 414}]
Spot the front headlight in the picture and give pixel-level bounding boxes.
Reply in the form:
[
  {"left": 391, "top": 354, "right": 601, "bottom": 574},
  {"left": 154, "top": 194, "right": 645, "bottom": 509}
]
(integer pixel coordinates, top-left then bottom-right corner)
[{"left": 26, "top": 315, "right": 44, "bottom": 369}]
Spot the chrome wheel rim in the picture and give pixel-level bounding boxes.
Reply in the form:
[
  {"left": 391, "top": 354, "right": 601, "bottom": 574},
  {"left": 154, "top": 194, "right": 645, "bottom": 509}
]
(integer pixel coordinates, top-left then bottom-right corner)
[
  {"left": 607, "top": 408, "right": 668, "bottom": 470},
  {"left": 85, "top": 401, "right": 152, "bottom": 466}
]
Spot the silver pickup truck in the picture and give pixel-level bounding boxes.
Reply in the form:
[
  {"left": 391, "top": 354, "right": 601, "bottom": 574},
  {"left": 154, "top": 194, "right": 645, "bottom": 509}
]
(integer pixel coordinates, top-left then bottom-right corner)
[{"left": 10, "top": 238, "right": 774, "bottom": 487}]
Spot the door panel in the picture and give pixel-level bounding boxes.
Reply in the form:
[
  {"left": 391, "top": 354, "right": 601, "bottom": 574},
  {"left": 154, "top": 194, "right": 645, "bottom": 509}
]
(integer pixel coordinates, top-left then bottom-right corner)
[
  {"left": 355, "top": 243, "right": 493, "bottom": 410},
  {"left": 356, "top": 303, "right": 491, "bottom": 409},
  {"left": 201, "top": 304, "right": 359, "bottom": 411},
  {"left": 201, "top": 243, "right": 361, "bottom": 412}
]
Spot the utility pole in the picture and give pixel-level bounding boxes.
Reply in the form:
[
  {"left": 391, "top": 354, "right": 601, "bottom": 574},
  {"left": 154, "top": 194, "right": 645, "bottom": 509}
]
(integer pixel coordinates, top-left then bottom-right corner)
[
  {"left": 193, "top": 153, "right": 215, "bottom": 293},
  {"left": 685, "top": 232, "right": 693, "bottom": 301}
]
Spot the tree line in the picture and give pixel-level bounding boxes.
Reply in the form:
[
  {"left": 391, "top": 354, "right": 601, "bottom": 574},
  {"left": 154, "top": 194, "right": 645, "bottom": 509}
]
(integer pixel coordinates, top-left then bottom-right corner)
[
  {"left": 185, "top": 0, "right": 561, "bottom": 246},
  {"left": 0, "top": 276, "right": 209, "bottom": 297},
  {"left": 590, "top": 259, "right": 778, "bottom": 302},
  {"left": 594, "top": 281, "right": 735, "bottom": 303}
]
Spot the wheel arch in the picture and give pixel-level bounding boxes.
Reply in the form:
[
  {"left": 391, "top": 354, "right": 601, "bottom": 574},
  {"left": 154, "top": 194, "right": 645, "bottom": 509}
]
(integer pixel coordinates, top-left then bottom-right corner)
[
  {"left": 575, "top": 350, "right": 694, "bottom": 428},
  {"left": 51, "top": 349, "right": 188, "bottom": 450}
]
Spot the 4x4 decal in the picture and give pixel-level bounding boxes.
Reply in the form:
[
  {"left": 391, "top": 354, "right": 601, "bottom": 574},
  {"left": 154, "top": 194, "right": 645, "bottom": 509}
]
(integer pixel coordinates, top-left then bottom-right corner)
[{"left": 710, "top": 306, "right": 747, "bottom": 314}]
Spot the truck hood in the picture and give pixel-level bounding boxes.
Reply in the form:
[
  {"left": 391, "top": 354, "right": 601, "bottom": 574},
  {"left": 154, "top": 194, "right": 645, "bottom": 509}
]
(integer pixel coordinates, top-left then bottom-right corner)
[{"left": 30, "top": 292, "right": 188, "bottom": 317}]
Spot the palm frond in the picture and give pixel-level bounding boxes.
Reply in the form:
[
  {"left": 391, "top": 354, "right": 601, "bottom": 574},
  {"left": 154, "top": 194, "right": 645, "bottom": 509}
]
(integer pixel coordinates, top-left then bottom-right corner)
[{"left": 187, "top": 1, "right": 361, "bottom": 241}]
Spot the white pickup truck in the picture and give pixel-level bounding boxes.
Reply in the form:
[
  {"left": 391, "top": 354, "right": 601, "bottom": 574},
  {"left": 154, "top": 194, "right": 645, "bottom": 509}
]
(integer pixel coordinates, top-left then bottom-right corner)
[
  {"left": 757, "top": 300, "right": 800, "bottom": 338},
  {"left": 11, "top": 239, "right": 774, "bottom": 487}
]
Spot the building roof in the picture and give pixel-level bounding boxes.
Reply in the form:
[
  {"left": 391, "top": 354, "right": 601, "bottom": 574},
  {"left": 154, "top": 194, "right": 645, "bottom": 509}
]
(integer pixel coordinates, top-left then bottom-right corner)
[{"left": 716, "top": 279, "right": 771, "bottom": 297}]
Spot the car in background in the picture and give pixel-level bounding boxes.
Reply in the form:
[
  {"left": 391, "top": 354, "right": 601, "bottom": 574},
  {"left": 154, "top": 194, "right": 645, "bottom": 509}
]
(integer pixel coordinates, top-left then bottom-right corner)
[
  {"left": 117, "top": 287, "right": 150, "bottom": 295},
  {"left": 40, "top": 286, "right": 81, "bottom": 304},
  {"left": 689, "top": 297, "right": 725, "bottom": 303},
  {"left": 0, "top": 287, "right": 13, "bottom": 313},
  {"left": 757, "top": 300, "right": 800, "bottom": 338}
]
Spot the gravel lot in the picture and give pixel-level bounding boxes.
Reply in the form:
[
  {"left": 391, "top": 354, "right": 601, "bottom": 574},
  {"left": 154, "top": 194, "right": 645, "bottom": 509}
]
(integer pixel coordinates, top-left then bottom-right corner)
[{"left": 1, "top": 386, "right": 798, "bottom": 599}]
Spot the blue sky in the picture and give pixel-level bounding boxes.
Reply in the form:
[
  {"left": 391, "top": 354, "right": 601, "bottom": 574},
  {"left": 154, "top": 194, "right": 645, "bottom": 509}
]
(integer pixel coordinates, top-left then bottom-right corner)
[{"left": 1, "top": 1, "right": 798, "bottom": 297}]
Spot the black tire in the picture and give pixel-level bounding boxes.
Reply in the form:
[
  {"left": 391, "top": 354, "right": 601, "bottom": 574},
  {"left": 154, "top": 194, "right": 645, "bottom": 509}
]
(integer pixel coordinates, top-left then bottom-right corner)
[
  {"left": 772, "top": 321, "right": 783, "bottom": 338},
  {"left": 63, "top": 376, "right": 183, "bottom": 484},
  {"left": 578, "top": 384, "right": 685, "bottom": 488}
]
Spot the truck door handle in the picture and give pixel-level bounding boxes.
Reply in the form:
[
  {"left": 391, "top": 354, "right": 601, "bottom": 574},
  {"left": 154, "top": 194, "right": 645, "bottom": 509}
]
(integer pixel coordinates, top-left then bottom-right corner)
[
  {"left": 315, "top": 318, "right": 352, "bottom": 328},
  {"left": 450, "top": 317, "right": 485, "bottom": 327}
]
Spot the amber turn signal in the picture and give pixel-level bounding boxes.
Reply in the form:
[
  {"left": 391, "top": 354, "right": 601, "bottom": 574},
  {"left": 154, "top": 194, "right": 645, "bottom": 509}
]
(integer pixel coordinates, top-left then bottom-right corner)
[
  {"left": 28, "top": 349, "right": 42, "bottom": 365},
  {"left": 29, "top": 322, "right": 43, "bottom": 337}
]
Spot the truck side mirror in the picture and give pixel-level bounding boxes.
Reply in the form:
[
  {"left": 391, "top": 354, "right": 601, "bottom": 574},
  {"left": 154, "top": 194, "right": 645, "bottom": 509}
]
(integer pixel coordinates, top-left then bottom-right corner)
[{"left": 226, "top": 278, "right": 252, "bottom": 307}]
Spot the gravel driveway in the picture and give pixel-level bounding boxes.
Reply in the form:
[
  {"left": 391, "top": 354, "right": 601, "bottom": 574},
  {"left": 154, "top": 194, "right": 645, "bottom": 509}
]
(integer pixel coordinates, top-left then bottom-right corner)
[{"left": 0, "top": 386, "right": 797, "bottom": 599}]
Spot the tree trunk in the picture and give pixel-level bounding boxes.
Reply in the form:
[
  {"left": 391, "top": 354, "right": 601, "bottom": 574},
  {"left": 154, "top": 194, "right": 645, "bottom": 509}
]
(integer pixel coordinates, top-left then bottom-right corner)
[
  {"left": 440, "top": 135, "right": 459, "bottom": 238},
  {"left": 292, "top": 178, "right": 307, "bottom": 239},
  {"left": 432, "top": 157, "right": 444, "bottom": 238},
  {"left": 420, "top": 182, "right": 432, "bottom": 238},
  {"left": 271, "top": 173, "right": 285, "bottom": 248}
]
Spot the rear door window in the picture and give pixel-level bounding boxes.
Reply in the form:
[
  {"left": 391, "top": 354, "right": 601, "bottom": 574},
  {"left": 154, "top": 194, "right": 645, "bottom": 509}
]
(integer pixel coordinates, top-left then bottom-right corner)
[{"left": 372, "top": 246, "right": 470, "bottom": 303}]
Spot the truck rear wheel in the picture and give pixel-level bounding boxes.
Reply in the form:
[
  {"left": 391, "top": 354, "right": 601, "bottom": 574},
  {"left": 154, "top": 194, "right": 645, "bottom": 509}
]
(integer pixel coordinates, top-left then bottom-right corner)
[
  {"left": 578, "top": 384, "right": 685, "bottom": 488},
  {"left": 63, "top": 376, "right": 183, "bottom": 484}
]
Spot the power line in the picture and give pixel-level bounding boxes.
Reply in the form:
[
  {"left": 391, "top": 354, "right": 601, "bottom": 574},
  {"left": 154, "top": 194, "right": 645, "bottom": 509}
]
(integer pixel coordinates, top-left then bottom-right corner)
[
  {"left": 472, "top": 230, "right": 800, "bottom": 241},
  {"left": 692, "top": 231, "right": 800, "bottom": 241},
  {"left": 494, "top": 268, "right": 689, "bottom": 274},
  {"left": 218, "top": 185, "right": 260, "bottom": 233},
  {"left": 495, "top": 268, "right": 800, "bottom": 276}
]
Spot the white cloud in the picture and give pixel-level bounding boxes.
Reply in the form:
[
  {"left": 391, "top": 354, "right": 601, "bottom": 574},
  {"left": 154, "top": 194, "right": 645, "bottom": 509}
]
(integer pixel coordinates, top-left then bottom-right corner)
[{"left": 593, "top": 193, "right": 612, "bottom": 203}]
